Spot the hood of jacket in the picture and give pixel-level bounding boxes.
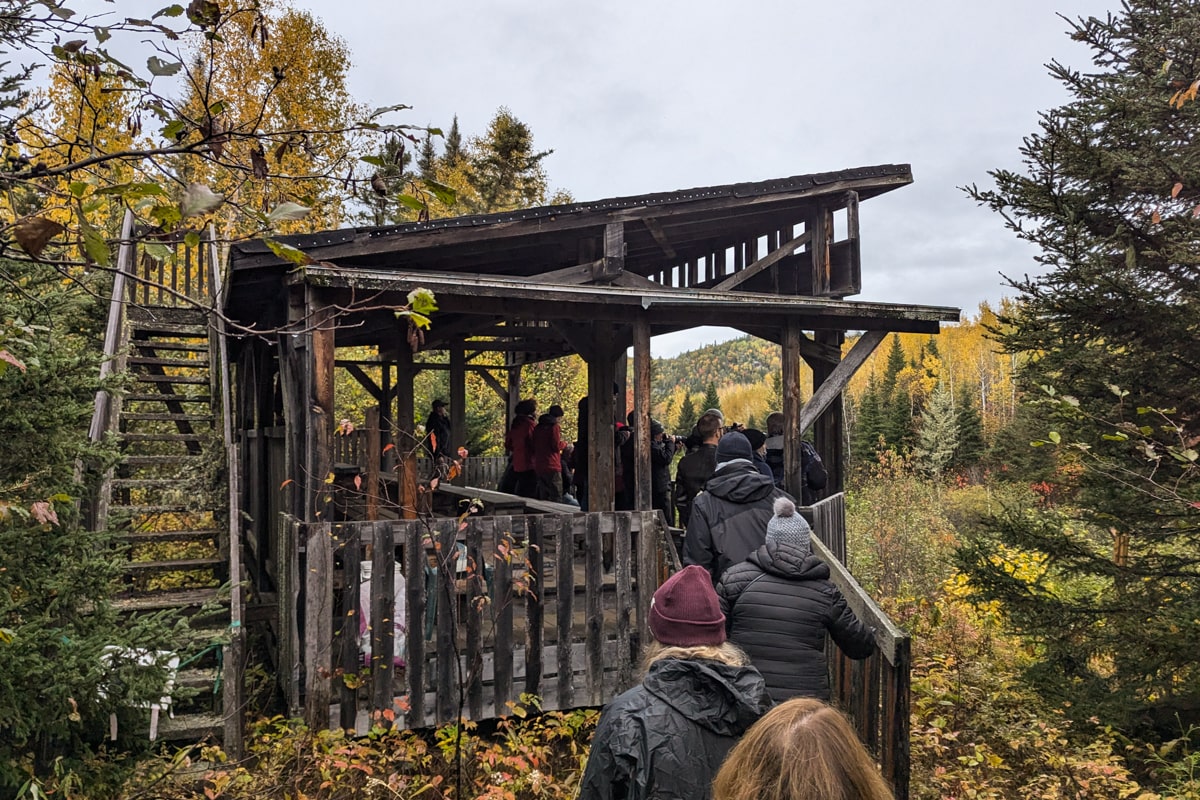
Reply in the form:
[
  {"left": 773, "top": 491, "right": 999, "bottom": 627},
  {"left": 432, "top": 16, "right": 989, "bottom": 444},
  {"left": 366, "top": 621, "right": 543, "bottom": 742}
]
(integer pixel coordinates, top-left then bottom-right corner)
[
  {"left": 747, "top": 540, "right": 830, "bottom": 581},
  {"left": 642, "top": 657, "right": 770, "bottom": 737},
  {"left": 706, "top": 461, "right": 777, "bottom": 504}
]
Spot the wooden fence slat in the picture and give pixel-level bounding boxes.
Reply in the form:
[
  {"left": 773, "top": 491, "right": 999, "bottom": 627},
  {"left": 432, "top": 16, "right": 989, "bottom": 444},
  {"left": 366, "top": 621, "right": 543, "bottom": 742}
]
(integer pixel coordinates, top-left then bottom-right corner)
[
  {"left": 436, "top": 518, "right": 458, "bottom": 724},
  {"left": 465, "top": 517, "right": 485, "bottom": 719},
  {"left": 370, "top": 521, "right": 396, "bottom": 719},
  {"left": 613, "top": 512, "right": 633, "bottom": 691},
  {"left": 524, "top": 516, "right": 545, "bottom": 698},
  {"left": 304, "top": 522, "right": 334, "bottom": 729},
  {"left": 584, "top": 512, "right": 604, "bottom": 705},
  {"left": 278, "top": 514, "right": 301, "bottom": 715},
  {"left": 889, "top": 640, "right": 912, "bottom": 800},
  {"left": 493, "top": 515, "right": 515, "bottom": 712},
  {"left": 556, "top": 516, "right": 577, "bottom": 710},
  {"left": 636, "top": 511, "right": 658, "bottom": 659},
  {"left": 338, "top": 525, "right": 361, "bottom": 730},
  {"left": 404, "top": 520, "right": 426, "bottom": 728}
]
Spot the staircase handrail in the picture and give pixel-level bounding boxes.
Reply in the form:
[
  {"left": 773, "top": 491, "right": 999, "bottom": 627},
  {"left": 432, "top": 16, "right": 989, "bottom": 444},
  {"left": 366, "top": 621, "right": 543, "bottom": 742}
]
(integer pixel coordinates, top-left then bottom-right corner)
[
  {"left": 87, "top": 209, "right": 136, "bottom": 444},
  {"left": 206, "top": 225, "right": 246, "bottom": 757}
]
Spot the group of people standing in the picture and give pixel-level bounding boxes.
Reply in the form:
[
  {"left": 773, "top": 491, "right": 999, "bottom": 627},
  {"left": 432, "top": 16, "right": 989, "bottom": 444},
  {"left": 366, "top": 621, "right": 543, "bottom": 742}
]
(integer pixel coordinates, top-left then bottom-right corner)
[{"left": 580, "top": 427, "right": 882, "bottom": 799}]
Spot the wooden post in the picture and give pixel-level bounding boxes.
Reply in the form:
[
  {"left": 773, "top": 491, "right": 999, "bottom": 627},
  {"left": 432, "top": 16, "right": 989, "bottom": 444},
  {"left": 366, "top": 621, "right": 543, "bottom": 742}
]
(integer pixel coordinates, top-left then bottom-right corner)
[
  {"left": 370, "top": 521, "right": 396, "bottom": 721},
  {"left": 525, "top": 516, "right": 545, "bottom": 697},
  {"left": 366, "top": 406, "right": 381, "bottom": 521},
  {"left": 633, "top": 315, "right": 652, "bottom": 511},
  {"left": 587, "top": 323, "right": 616, "bottom": 513},
  {"left": 505, "top": 353, "right": 521, "bottom": 425},
  {"left": 304, "top": 522, "right": 333, "bottom": 728},
  {"left": 339, "top": 528, "right": 361, "bottom": 730},
  {"left": 813, "top": 330, "right": 845, "bottom": 496},
  {"left": 809, "top": 206, "right": 834, "bottom": 296},
  {"left": 404, "top": 520, "right": 426, "bottom": 727},
  {"left": 556, "top": 517, "right": 577, "bottom": 710},
  {"left": 396, "top": 346, "right": 417, "bottom": 520},
  {"left": 309, "top": 289, "right": 335, "bottom": 524},
  {"left": 782, "top": 320, "right": 804, "bottom": 502},
  {"left": 450, "top": 343, "right": 466, "bottom": 485}
]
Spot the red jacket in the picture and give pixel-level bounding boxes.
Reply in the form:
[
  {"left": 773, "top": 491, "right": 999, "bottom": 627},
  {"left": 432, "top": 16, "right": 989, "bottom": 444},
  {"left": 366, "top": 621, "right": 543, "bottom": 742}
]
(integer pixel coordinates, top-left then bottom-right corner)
[
  {"left": 532, "top": 416, "right": 566, "bottom": 475},
  {"left": 505, "top": 414, "right": 537, "bottom": 472}
]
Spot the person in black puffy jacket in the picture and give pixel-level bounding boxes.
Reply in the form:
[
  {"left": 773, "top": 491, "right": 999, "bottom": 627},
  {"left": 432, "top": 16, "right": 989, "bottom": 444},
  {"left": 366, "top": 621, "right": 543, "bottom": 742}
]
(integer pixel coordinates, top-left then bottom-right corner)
[
  {"left": 716, "top": 497, "right": 875, "bottom": 703},
  {"left": 578, "top": 565, "right": 772, "bottom": 800},
  {"left": 683, "top": 431, "right": 791, "bottom": 584}
]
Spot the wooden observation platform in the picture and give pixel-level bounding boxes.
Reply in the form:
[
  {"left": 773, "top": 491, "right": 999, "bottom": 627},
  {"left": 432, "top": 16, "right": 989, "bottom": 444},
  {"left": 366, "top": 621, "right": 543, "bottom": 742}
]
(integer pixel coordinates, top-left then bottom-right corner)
[{"left": 217, "top": 164, "right": 959, "bottom": 799}]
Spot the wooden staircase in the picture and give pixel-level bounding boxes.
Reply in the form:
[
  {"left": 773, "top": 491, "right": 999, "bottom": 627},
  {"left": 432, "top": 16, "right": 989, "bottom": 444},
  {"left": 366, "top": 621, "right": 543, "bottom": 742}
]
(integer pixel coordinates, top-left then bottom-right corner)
[{"left": 87, "top": 213, "right": 244, "bottom": 751}]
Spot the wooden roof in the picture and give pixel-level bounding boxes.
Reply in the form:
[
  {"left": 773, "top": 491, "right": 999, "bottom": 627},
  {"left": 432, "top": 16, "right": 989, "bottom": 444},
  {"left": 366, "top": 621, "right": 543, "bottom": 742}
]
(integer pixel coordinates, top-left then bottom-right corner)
[{"left": 225, "top": 164, "right": 960, "bottom": 350}]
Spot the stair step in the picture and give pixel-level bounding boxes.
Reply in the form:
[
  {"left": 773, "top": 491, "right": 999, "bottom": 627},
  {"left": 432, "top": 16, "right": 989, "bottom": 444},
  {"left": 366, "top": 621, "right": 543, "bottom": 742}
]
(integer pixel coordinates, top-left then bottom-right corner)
[
  {"left": 112, "top": 478, "right": 194, "bottom": 489},
  {"left": 129, "top": 322, "right": 208, "bottom": 338},
  {"left": 115, "top": 529, "right": 220, "bottom": 544},
  {"left": 128, "top": 355, "right": 209, "bottom": 369},
  {"left": 109, "top": 504, "right": 199, "bottom": 515},
  {"left": 154, "top": 711, "right": 224, "bottom": 742},
  {"left": 125, "top": 557, "right": 224, "bottom": 574},
  {"left": 177, "top": 667, "right": 219, "bottom": 691},
  {"left": 119, "top": 433, "right": 206, "bottom": 443},
  {"left": 123, "top": 455, "right": 195, "bottom": 466},
  {"left": 113, "top": 587, "right": 225, "bottom": 613},
  {"left": 132, "top": 374, "right": 209, "bottom": 385},
  {"left": 133, "top": 340, "right": 209, "bottom": 354},
  {"left": 122, "top": 413, "right": 212, "bottom": 423},
  {"left": 123, "top": 393, "right": 210, "bottom": 404}
]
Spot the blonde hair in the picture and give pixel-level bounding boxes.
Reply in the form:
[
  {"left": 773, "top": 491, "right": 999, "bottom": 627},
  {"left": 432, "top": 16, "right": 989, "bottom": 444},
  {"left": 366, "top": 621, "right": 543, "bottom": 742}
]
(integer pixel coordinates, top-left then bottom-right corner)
[
  {"left": 641, "top": 641, "right": 750, "bottom": 673},
  {"left": 712, "top": 698, "right": 895, "bottom": 800}
]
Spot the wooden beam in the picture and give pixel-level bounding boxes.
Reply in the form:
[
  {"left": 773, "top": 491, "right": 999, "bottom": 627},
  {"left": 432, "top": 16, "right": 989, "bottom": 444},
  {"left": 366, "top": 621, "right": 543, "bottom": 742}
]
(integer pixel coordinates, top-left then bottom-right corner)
[
  {"left": 339, "top": 361, "right": 383, "bottom": 403},
  {"left": 527, "top": 258, "right": 605, "bottom": 285},
  {"left": 610, "top": 271, "right": 661, "bottom": 290},
  {"left": 809, "top": 206, "right": 834, "bottom": 296},
  {"left": 551, "top": 320, "right": 597, "bottom": 363},
  {"left": 310, "top": 288, "right": 335, "bottom": 523},
  {"left": 798, "top": 330, "right": 886, "bottom": 434},
  {"left": 475, "top": 366, "right": 508, "bottom": 404},
  {"left": 587, "top": 325, "right": 617, "bottom": 513},
  {"left": 642, "top": 217, "right": 676, "bottom": 258},
  {"left": 396, "top": 344, "right": 417, "bottom": 520},
  {"left": 597, "top": 222, "right": 625, "bottom": 283},
  {"left": 714, "top": 230, "right": 811, "bottom": 292}
]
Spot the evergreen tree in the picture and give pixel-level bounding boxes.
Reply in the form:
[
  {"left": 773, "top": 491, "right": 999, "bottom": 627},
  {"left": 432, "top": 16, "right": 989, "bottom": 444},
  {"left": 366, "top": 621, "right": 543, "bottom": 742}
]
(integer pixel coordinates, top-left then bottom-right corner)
[
  {"left": 443, "top": 115, "right": 463, "bottom": 167},
  {"left": 702, "top": 382, "right": 721, "bottom": 416},
  {"left": 417, "top": 130, "right": 437, "bottom": 179},
  {"left": 465, "top": 107, "right": 551, "bottom": 213},
  {"left": 676, "top": 395, "right": 697, "bottom": 436},
  {"left": 961, "top": 1, "right": 1200, "bottom": 732},
  {"left": 911, "top": 382, "right": 958, "bottom": 478},
  {"left": 770, "top": 371, "right": 783, "bottom": 411},
  {"left": 952, "top": 384, "right": 987, "bottom": 470},
  {"left": 851, "top": 375, "right": 885, "bottom": 466}
]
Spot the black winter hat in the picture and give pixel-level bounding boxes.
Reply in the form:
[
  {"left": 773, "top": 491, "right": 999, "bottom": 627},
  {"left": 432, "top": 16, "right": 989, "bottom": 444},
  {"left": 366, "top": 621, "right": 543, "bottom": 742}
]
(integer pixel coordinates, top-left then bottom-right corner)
[
  {"left": 715, "top": 431, "right": 753, "bottom": 463},
  {"left": 743, "top": 428, "right": 766, "bottom": 451}
]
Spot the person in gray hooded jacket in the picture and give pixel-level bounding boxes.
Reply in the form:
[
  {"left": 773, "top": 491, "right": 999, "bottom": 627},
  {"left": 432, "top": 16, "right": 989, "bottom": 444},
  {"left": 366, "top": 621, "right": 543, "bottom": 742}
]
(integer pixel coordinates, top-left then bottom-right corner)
[
  {"left": 682, "top": 431, "right": 791, "bottom": 584},
  {"left": 717, "top": 497, "right": 875, "bottom": 702}
]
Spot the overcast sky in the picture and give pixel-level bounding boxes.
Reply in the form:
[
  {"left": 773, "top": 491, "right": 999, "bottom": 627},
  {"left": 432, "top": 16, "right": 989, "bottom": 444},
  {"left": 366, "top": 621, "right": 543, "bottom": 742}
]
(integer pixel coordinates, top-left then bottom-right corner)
[{"left": 275, "top": 0, "right": 1102, "bottom": 356}]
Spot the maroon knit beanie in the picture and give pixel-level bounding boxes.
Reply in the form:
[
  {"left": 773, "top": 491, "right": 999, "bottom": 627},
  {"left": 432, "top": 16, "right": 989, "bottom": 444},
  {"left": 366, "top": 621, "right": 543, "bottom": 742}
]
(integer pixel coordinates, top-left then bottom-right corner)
[{"left": 648, "top": 565, "right": 726, "bottom": 647}]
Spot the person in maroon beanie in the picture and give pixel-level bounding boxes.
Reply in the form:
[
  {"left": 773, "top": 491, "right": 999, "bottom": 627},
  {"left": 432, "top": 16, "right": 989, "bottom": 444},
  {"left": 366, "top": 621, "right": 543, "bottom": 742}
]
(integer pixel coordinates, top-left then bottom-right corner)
[{"left": 579, "top": 565, "right": 772, "bottom": 800}]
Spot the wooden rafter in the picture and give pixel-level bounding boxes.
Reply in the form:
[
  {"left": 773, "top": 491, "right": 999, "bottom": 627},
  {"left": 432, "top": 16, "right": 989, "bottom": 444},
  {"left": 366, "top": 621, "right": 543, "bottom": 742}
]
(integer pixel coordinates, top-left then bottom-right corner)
[
  {"left": 798, "top": 329, "right": 887, "bottom": 432},
  {"left": 714, "top": 230, "right": 811, "bottom": 292}
]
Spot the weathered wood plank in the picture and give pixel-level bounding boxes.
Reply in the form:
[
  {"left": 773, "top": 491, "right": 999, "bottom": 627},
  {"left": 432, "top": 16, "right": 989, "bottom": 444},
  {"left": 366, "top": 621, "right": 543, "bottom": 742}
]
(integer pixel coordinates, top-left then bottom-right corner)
[
  {"left": 782, "top": 321, "right": 803, "bottom": 502},
  {"left": 366, "top": 406, "right": 381, "bottom": 520},
  {"left": 370, "top": 521, "right": 395, "bottom": 719},
  {"left": 465, "top": 517, "right": 485, "bottom": 719},
  {"left": 404, "top": 520, "right": 426, "bottom": 728},
  {"left": 436, "top": 518, "right": 458, "bottom": 724},
  {"left": 277, "top": 514, "right": 301, "bottom": 715},
  {"left": 524, "top": 516, "right": 546, "bottom": 697},
  {"left": 304, "top": 522, "right": 333, "bottom": 729},
  {"left": 585, "top": 513, "right": 604, "bottom": 705},
  {"left": 635, "top": 511, "right": 657, "bottom": 659},
  {"left": 613, "top": 512, "right": 634, "bottom": 692},
  {"left": 556, "top": 517, "right": 576, "bottom": 710},
  {"left": 493, "top": 515, "right": 515, "bottom": 711},
  {"left": 339, "top": 527, "right": 361, "bottom": 730}
]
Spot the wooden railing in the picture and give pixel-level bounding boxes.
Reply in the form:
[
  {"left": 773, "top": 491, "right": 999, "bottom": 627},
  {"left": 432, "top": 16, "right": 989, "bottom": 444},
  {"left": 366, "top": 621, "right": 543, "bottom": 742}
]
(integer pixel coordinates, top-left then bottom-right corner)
[
  {"left": 277, "top": 510, "right": 669, "bottom": 731},
  {"left": 332, "top": 430, "right": 508, "bottom": 491},
  {"left": 811, "top": 493, "right": 911, "bottom": 800}
]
